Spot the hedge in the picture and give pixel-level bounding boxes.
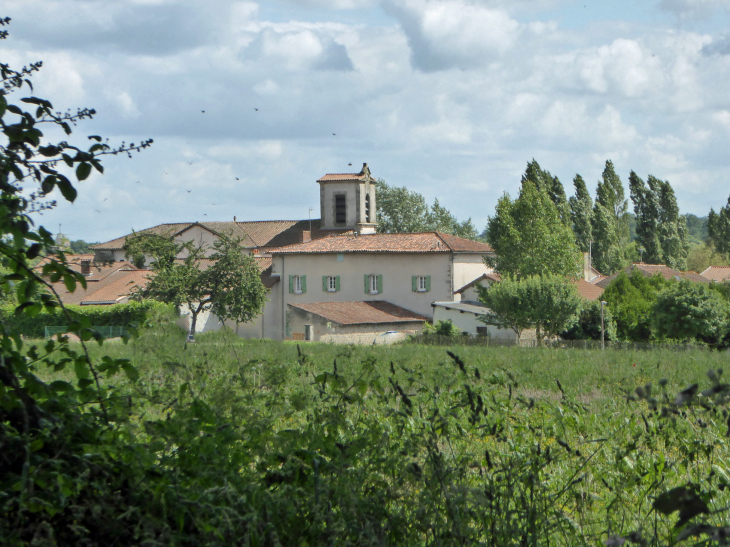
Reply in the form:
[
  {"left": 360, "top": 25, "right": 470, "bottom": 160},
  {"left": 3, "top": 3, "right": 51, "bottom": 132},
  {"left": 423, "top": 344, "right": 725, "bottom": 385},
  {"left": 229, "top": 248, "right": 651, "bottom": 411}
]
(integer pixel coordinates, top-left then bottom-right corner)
[{"left": 0, "top": 300, "right": 172, "bottom": 338}]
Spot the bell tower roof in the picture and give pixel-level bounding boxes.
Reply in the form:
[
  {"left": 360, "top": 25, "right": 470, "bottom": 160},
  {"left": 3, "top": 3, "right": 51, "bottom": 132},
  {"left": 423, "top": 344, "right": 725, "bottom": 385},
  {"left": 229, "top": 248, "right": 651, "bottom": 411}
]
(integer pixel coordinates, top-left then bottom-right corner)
[{"left": 316, "top": 163, "right": 372, "bottom": 183}]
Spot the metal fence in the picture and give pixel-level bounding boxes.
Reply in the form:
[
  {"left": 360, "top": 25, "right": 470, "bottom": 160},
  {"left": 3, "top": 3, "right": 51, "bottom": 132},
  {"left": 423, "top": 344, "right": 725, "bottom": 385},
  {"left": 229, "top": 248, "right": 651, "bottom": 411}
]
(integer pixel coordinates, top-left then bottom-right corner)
[
  {"left": 44, "top": 326, "right": 129, "bottom": 340},
  {"left": 406, "top": 334, "right": 710, "bottom": 352}
]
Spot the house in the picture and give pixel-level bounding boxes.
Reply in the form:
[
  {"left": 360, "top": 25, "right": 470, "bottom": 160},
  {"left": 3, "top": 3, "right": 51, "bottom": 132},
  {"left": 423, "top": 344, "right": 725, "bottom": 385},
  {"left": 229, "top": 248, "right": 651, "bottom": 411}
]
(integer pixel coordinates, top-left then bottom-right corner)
[
  {"left": 701, "top": 266, "right": 730, "bottom": 283},
  {"left": 91, "top": 164, "right": 496, "bottom": 342},
  {"left": 34, "top": 255, "right": 153, "bottom": 305}
]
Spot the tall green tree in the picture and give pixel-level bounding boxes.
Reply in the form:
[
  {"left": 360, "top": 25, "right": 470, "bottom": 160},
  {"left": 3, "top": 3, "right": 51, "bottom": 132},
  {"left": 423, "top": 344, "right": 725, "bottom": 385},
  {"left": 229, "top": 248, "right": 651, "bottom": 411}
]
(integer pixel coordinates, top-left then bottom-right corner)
[
  {"left": 569, "top": 174, "right": 593, "bottom": 253},
  {"left": 629, "top": 171, "right": 661, "bottom": 263},
  {"left": 629, "top": 172, "right": 689, "bottom": 269},
  {"left": 135, "top": 234, "right": 267, "bottom": 335},
  {"left": 708, "top": 194, "right": 730, "bottom": 258},
  {"left": 485, "top": 180, "right": 581, "bottom": 278},
  {"left": 522, "top": 159, "right": 570, "bottom": 225},
  {"left": 375, "top": 179, "right": 477, "bottom": 238},
  {"left": 591, "top": 160, "right": 630, "bottom": 274},
  {"left": 477, "top": 274, "right": 583, "bottom": 345}
]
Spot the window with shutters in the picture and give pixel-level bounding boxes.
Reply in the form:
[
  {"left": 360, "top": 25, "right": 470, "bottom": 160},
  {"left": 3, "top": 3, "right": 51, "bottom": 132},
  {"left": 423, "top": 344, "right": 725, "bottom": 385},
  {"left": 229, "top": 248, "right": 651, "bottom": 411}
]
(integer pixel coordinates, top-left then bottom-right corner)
[
  {"left": 289, "top": 275, "right": 306, "bottom": 294},
  {"left": 365, "top": 274, "right": 382, "bottom": 295},
  {"left": 323, "top": 275, "right": 339, "bottom": 292},
  {"left": 412, "top": 275, "right": 431, "bottom": 292}
]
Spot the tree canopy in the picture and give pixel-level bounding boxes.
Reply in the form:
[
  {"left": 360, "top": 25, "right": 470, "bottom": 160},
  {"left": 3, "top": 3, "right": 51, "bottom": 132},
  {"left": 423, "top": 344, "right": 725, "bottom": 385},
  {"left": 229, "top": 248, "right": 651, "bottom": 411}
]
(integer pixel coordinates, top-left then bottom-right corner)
[
  {"left": 131, "top": 233, "right": 267, "bottom": 335},
  {"left": 477, "top": 273, "right": 583, "bottom": 344},
  {"left": 485, "top": 178, "right": 581, "bottom": 278},
  {"left": 708, "top": 193, "right": 730, "bottom": 259},
  {"left": 375, "top": 179, "right": 477, "bottom": 239}
]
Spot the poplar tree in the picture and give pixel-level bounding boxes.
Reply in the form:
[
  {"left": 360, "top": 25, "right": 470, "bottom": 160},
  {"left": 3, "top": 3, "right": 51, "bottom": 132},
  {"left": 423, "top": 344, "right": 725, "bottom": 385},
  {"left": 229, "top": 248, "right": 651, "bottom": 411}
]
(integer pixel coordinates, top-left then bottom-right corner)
[
  {"left": 629, "top": 172, "right": 689, "bottom": 269},
  {"left": 522, "top": 159, "right": 571, "bottom": 225},
  {"left": 591, "top": 160, "right": 630, "bottom": 274},
  {"left": 569, "top": 174, "right": 593, "bottom": 253},
  {"left": 708, "top": 194, "right": 730, "bottom": 258}
]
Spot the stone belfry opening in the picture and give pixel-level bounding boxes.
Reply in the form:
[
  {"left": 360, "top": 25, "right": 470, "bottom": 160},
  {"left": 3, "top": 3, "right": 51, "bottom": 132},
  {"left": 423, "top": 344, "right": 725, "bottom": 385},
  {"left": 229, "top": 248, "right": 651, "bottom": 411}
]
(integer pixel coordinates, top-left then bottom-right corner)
[{"left": 316, "top": 163, "right": 377, "bottom": 234}]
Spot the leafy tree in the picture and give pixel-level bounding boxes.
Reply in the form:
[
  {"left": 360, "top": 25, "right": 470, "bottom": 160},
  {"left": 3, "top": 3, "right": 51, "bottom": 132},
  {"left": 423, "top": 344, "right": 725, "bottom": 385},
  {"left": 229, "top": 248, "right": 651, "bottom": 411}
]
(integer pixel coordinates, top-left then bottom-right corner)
[
  {"left": 69, "top": 239, "right": 97, "bottom": 254},
  {"left": 477, "top": 274, "right": 582, "bottom": 344},
  {"left": 375, "top": 179, "right": 477, "bottom": 238},
  {"left": 602, "top": 270, "right": 674, "bottom": 341},
  {"left": 485, "top": 180, "right": 581, "bottom": 278},
  {"left": 522, "top": 159, "right": 571, "bottom": 225},
  {"left": 592, "top": 160, "right": 630, "bottom": 274},
  {"left": 569, "top": 174, "right": 593, "bottom": 253},
  {"left": 653, "top": 280, "right": 730, "bottom": 346},
  {"left": 629, "top": 171, "right": 661, "bottom": 263},
  {"left": 686, "top": 243, "right": 730, "bottom": 273},
  {"left": 683, "top": 213, "right": 708, "bottom": 244},
  {"left": 708, "top": 194, "right": 730, "bottom": 259},
  {"left": 124, "top": 230, "right": 178, "bottom": 268},
  {"left": 656, "top": 176, "right": 690, "bottom": 269},
  {"left": 134, "top": 233, "right": 267, "bottom": 335},
  {"left": 1, "top": 17, "right": 155, "bottom": 543},
  {"left": 561, "top": 299, "right": 617, "bottom": 342}
]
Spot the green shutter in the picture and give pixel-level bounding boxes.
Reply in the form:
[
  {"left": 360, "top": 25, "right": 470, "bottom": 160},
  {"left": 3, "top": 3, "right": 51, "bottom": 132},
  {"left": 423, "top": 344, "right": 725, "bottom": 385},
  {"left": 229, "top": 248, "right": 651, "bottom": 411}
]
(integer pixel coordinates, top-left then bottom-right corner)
[
  {"left": 301, "top": 275, "right": 307, "bottom": 294},
  {"left": 335, "top": 275, "right": 340, "bottom": 292},
  {"left": 364, "top": 274, "right": 369, "bottom": 294},
  {"left": 323, "top": 275, "right": 328, "bottom": 292},
  {"left": 289, "top": 275, "right": 294, "bottom": 294},
  {"left": 377, "top": 274, "right": 383, "bottom": 294},
  {"left": 412, "top": 276, "right": 417, "bottom": 292},
  {"left": 425, "top": 275, "right": 431, "bottom": 292}
]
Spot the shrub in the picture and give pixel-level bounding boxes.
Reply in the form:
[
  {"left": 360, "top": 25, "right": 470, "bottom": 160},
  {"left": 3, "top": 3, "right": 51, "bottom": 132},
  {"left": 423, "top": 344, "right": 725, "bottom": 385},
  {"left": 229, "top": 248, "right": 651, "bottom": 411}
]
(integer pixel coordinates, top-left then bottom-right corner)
[{"left": 561, "top": 299, "right": 617, "bottom": 341}]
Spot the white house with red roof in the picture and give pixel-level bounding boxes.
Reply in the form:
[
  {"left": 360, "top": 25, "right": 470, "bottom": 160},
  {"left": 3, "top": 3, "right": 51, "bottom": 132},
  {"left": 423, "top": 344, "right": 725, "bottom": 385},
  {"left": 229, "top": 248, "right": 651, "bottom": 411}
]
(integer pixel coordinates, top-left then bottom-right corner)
[{"left": 91, "top": 164, "right": 497, "bottom": 342}]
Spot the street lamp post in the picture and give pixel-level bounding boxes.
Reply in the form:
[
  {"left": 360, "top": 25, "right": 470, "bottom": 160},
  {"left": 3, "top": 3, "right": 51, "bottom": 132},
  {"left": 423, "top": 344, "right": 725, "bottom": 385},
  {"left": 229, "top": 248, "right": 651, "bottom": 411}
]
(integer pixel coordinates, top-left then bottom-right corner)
[{"left": 600, "top": 300, "right": 607, "bottom": 350}]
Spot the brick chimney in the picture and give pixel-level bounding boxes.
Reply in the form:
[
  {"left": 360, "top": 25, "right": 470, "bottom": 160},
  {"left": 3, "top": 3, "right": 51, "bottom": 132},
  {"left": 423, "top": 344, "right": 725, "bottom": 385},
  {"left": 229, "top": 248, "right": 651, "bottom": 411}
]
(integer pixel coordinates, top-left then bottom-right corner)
[
  {"left": 301, "top": 230, "right": 311, "bottom": 243},
  {"left": 81, "top": 260, "right": 91, "bottom": 276}
]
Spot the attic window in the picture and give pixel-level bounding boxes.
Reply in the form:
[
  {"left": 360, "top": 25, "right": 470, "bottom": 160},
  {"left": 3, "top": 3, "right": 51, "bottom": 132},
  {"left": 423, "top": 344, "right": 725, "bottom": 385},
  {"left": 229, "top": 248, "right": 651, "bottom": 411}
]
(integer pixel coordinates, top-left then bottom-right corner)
[{"left": 335, "top": 194, "right": 346, "bottom": 225}]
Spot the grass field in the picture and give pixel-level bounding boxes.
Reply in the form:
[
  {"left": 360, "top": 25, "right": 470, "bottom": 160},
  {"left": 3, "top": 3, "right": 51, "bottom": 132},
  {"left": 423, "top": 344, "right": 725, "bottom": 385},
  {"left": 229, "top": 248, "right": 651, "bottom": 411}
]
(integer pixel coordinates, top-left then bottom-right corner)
[{"left": 34, "top": 322, "right": 730, "bottom": 545}]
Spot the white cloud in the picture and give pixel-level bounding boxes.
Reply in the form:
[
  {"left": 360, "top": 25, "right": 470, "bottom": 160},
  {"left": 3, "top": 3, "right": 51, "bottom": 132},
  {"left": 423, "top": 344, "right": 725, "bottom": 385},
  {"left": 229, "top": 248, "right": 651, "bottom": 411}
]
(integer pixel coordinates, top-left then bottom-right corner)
[
  {"left": 241, "top": 27, "right": 354, "bottom": 70},
  {"left": 383, "top": 0, "right": 520, "bottom": 71}
]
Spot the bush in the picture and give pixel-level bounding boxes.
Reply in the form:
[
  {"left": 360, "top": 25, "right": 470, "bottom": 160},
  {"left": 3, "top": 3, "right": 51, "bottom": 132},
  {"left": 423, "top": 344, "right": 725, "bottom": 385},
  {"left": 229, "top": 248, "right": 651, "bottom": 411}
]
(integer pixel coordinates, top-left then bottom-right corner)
[
  {"left": 561, "top": 299, "right": 617, "bottom": 341},
  {"left": 0, "top": 300, "right": 170, "bottom": 338}
]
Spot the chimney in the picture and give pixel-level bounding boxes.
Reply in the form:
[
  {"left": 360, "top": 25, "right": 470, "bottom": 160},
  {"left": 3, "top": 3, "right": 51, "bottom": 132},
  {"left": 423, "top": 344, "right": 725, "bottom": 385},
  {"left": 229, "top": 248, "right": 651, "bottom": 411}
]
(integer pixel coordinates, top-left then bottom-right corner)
[
  {"left": 301, "top": 230, "right": 311, "bottom": 243},
  {"left": 81, "top": 259, "right": 91, "bottom": 276},
  {"left": 233, "top": 216, "right": 237, "bottom": 222}
]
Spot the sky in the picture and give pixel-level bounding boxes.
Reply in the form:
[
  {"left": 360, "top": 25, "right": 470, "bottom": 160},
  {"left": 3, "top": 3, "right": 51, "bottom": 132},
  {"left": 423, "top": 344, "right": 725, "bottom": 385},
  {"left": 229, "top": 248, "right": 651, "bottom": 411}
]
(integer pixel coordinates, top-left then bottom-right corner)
[{"left": 3, "top": 0, "right": 730, "bottom": 243}]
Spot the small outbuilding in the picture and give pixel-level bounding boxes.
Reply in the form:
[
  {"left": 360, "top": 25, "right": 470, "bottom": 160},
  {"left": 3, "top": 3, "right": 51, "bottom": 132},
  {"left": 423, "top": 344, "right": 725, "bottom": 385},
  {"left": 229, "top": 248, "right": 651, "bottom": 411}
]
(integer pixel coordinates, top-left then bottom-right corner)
[{"left": 287, "top": 300, "right": 428, "bottom": 344}]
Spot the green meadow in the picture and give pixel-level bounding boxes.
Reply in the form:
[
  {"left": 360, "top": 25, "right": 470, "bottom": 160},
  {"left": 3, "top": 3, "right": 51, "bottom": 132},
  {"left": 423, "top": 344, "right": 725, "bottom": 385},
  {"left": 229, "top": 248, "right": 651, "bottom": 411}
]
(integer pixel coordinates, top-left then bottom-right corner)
[{"left": 26, "top": 321, "right": 730, "bottom": 545}]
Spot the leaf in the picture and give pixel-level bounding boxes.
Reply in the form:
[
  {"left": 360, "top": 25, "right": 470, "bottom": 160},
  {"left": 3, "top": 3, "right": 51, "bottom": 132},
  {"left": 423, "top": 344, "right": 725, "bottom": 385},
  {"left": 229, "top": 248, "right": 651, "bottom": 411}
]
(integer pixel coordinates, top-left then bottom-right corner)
[
  {"left": 74, "top": 360, "right": 90, "bottom": 381},
  {"left": 76, "top": 162, "right": 92, "bottom": 181},
  {"left": 63, "top": 274, "right": 77, "bottom": 293},
  {"left": 88, "top": 135, "right": 102, "bottom": 142},
  {"left": 121, "top": 362, "right": 139, "bottom": 382},
  {"left": 0, "top": 94, "right": 6, "bottom": 118},
  {"left": 7, "top": 104, "right": 22, "bottom": 115},
  {"left": 57, "top": 178, "right": 78, "bottom": 203}
]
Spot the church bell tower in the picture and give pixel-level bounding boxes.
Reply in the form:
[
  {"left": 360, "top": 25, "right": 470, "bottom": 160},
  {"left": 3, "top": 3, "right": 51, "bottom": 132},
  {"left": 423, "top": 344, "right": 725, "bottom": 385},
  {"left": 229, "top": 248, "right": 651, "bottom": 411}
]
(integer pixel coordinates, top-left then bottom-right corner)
[{"left": 316, "top": 163, "right": 377, "bottom": 234}]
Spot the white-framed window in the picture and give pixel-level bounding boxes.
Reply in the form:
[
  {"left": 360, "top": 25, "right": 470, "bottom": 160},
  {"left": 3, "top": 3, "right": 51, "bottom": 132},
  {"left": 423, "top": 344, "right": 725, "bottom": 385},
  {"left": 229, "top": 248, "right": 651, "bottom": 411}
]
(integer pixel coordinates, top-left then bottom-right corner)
[
  {"left": 365, "top": 274, "right": 382, "bottom": 295},
  {"left": 412, "top": 275, "right": 431, "bottom": 292},
  {"left": 289, "top": 275, "right": 306, "bottom": 294},
  {"left": 323, "top": 275, "right": 340, "bottom": 292}
]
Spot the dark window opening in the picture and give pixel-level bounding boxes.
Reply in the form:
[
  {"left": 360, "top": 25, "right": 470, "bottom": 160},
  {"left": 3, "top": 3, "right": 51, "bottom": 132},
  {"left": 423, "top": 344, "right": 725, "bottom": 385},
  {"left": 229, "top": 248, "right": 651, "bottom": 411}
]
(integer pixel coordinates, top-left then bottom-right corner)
[
  {"left": 335, "top": 194, "right": 347, "bottom": 224},
  {"left": 365, "top": 193, "right": 371, "bottom": 223}
]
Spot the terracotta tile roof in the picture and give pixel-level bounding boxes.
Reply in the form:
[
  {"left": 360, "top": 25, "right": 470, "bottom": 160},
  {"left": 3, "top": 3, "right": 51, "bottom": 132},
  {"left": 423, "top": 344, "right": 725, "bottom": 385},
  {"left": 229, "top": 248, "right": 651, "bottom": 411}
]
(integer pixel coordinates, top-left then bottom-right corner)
[
  {"left": 91, "top": 223, "right": 192, "bottom": 251},
  {"left": 574, "top": 279, "right": 605, "bottom": 301},
  {"left": 49, "top": 268, "right": 151, "bottom": 305},
  {"left": 37, "top": 258, "right": 139, "bottom": 283},
  {"left": 92, "top": 220, "right": 344, "bottom": 253},
  {"left": 595, "top": 263, "right": 711, "bottom": 288},
  {"left": 289, "top": 301, "right": 428, "bottom": 325},
  {"left": 273, "top": 232, "right": 493, "bottom": 254},
  {"left": 701, "top": 266, "right": 730, "bottom": 282},
  {"left": 34, "top": 253, "right": 95, "bottom": 270},
  {"left": 80, "top": 270, "right": 153, "bottom": 305},
  {"left": 317, "top": 173, "right": 368, "bottom": 182},
  {"left": 454, "top": 272, "right": 501, "bottom": 294}
]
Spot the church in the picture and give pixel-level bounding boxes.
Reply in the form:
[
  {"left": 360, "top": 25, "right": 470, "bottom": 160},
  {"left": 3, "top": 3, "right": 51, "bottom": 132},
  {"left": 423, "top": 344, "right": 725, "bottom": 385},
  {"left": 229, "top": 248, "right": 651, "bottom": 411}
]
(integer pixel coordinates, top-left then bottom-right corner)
[{"left": 91, "top": 164, "right": 500, "bottom": 342}]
